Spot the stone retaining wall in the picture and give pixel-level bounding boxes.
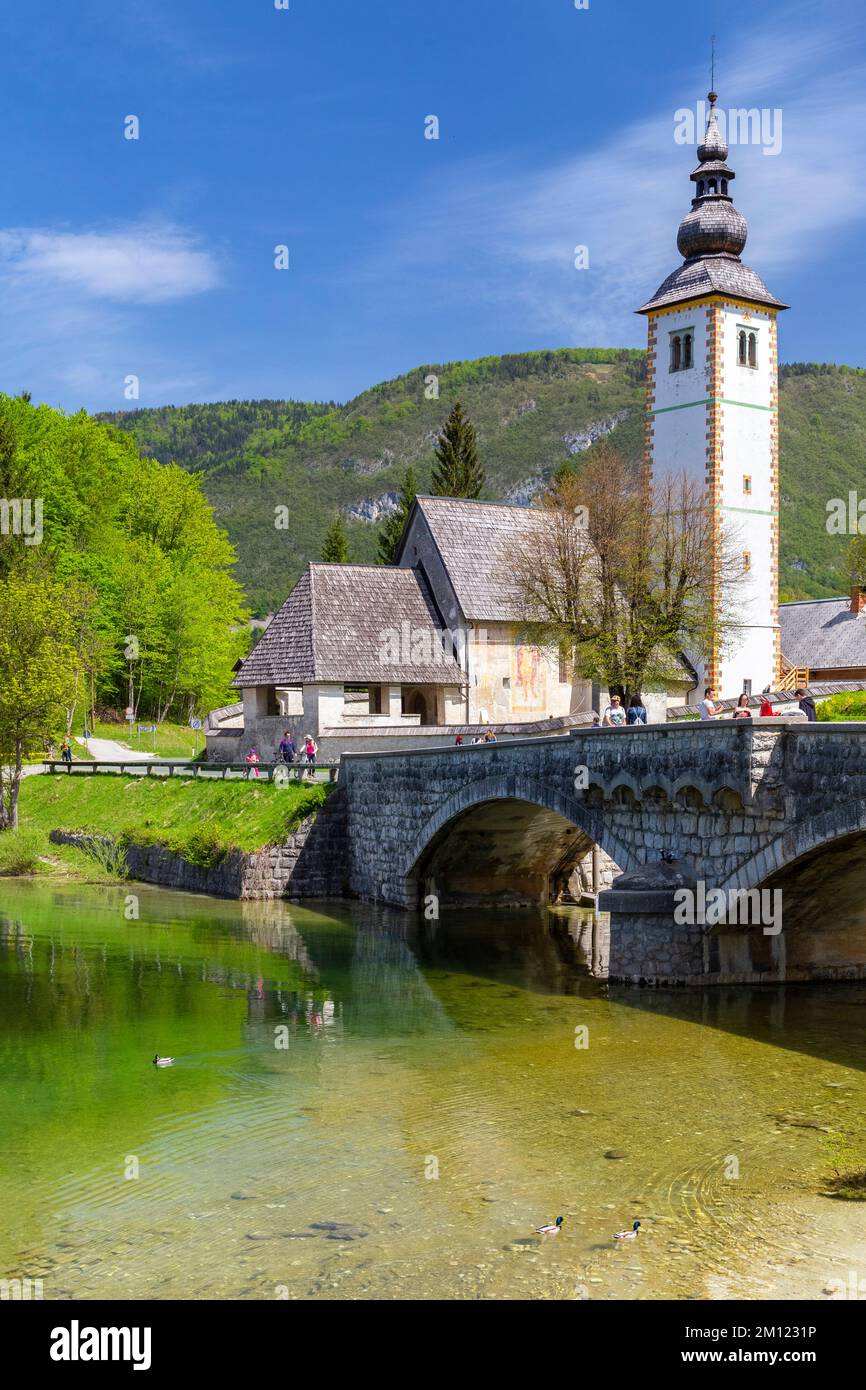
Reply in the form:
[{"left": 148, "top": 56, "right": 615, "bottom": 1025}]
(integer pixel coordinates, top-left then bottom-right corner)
[{"left": 49, "top": 789, "right": 348, "bottom": 901}]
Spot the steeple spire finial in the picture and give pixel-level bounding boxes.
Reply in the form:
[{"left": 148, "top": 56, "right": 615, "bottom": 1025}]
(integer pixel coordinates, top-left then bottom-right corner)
[{"left": 710, "top": 34, "right": 716, "bottom": 99}]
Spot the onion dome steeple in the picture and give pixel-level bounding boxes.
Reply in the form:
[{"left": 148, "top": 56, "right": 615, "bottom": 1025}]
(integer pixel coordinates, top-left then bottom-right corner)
[
  {"left": 637, "top": 89, "right": 787, "bottom": 315},
  {"left": 676, "top": 92, "right": 747, "bottom": 260}
]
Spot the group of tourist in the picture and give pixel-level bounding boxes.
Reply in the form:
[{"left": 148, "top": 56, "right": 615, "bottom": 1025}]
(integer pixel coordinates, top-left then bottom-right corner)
[
  {"left": 277, "top": 732, "right": 318, "bottom": 764},
  {"left": 244, "top": 731, "right": 319, "bottom": 778},
  {"left": 598, "top": 683, "right": 819, "bottom": 728},
  {"left": 698, "top": 685, "right": 817, "bottom": 722},
  {"left": 600, "top": 695, "right": 648, "bottom": 727},
  {"left": 443, "top": 681, "right": 821, "bottom": 750}
]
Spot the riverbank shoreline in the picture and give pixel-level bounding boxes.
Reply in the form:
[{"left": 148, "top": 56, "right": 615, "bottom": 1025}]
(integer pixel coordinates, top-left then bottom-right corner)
[{"left": 3, "top": 772, "right": 345, "bottom": 900}]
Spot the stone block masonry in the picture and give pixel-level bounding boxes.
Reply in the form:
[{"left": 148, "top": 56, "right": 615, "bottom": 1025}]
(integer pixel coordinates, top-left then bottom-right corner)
[
  {"left": 340, "top": 721, "right": 866, "bottom": 985},
  {"left": 49, "top": 788, "right": 349, "bottom": 901}
]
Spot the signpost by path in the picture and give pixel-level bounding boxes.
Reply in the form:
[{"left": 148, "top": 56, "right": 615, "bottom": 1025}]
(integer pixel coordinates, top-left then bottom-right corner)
[
  {"left": 190, "top": 716, "right": 202, "bottom": 757},
  {"left": 138, "top": 723, "right": 157, "bottom": 754}
]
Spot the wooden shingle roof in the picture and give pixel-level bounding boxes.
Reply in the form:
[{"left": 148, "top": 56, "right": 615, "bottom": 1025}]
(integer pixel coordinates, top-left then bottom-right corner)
[
  {"left": 779, "top": 596, "right": 866, "bottom": 671},
  {"left": 637, "top": 256, "right": 787, "bottom": 314},
  {"left": 233, "top": 563, "right": 465, "bottom": 687},
  {"left": 408, "top": 496, "right": 549, "bottom": 621}
]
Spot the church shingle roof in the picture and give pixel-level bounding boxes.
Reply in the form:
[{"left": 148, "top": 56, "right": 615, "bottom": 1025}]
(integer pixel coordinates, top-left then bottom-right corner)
[
  {"left": 233, "top": 563, "right": 465, "bottom": 687},
  {"left": 637, "top": 255, "right": 787, "bottom": 314},
  {"left": 779, "top": 596, "right": 866, "bottom": 671},
  {"left": 407, "top": 496, "right": 549, "bottom": 621}
]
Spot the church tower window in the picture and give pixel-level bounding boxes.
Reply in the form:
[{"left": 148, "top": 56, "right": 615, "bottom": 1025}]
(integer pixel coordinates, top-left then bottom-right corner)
[
  {"left": 669, "top": 328, "right": 693, "bottom": 372},
  {"left": 739, "top": 327, "right": 759, "bottom": 368}
]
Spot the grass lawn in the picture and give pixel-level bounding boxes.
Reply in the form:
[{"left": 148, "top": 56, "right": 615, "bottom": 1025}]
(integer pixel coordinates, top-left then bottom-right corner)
[{"left": 4, "top": 774, "right": 329, "bottom": 880}]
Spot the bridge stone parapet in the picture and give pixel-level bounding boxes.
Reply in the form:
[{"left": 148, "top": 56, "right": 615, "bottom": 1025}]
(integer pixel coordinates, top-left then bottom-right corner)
[{"left": 341, "top": 721, "right": 866, "bottom": 985}]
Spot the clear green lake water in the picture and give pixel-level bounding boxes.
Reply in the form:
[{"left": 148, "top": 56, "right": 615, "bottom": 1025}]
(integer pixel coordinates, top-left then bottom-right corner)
[{"left": 1, "top": 880, "right": 865, "bottom": 1300}]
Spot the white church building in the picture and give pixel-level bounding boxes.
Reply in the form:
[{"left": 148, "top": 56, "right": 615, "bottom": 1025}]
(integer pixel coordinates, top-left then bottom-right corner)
[{"left": 638, "top": 90, "right": 786, "bottom": 703}]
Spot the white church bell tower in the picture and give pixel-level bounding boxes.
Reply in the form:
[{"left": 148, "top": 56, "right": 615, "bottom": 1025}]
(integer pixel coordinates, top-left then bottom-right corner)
[{"left": 637, "top": 91, "right": 787, "bottom": 702}]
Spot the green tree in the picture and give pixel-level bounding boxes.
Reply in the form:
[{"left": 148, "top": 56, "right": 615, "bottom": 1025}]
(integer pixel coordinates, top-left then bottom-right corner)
[
  {"left": 0, "top": 569, "right": 79, "bottom": 828},
  {"left": 847, "top": 534, "right": 866, "bottom": 587},
  {"left": 377, "top": 465, "right": 418, "bottom": 564},
  {"left": 320, "top": 513, "right": 350, "bottom": 563},
  {"left": 0, "top": 393, "right": 249, "bottom": 726},
  {"left": 430, "top": 401, "right": 484, "bottom": 498},
  {"left": 512, "top": 448, "right": 747, "bottom": 702}
]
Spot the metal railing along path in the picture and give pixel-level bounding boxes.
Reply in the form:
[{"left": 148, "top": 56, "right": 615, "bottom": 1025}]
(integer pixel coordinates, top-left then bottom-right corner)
[{"left": 42, "top": 760, "right": 340, "bottom": 783}]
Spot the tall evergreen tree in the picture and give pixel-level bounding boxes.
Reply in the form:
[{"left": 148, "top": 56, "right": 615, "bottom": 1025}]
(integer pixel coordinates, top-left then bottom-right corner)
[
  {"left": 430, "top": 401, "right": 484, "bottom": 498},
  {"left": 377, "top": 465, "right": 418, "bottom": 565},
  {"left": 320, "top": 513, "right": 350, "bottom": 563}
]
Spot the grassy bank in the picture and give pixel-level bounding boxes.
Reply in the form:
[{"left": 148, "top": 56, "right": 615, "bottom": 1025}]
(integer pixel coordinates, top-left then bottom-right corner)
[{"left": 2, "top": 774, "right": 329, "bottom": 881}]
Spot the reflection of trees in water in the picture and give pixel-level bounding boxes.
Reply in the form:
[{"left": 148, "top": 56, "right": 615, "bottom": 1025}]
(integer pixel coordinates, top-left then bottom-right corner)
[{"left": 0, "top": 896, "right": 318, "bottom": 1016}]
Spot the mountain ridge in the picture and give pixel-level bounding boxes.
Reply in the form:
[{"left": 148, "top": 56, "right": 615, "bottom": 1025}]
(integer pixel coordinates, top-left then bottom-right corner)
[{"left": 98, "top": 350, "right": 866, "bottom": 615}]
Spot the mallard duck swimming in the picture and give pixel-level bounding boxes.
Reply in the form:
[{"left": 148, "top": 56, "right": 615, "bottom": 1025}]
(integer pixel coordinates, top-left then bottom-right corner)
[
  {"left": 152, "top": 1054, "right": 174, "bottom": 1067},
  {"left": 613, "top": 1220, "right": 641, "bottom": 1240},
  {"left": 535, "top": 1215, "right": 564, "bottom": 1234}
]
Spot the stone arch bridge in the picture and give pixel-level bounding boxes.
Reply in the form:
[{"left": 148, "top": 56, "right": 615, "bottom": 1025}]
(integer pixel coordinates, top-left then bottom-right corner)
[{"left": 340, "top": 722, "right": 866, "bottom": 987}]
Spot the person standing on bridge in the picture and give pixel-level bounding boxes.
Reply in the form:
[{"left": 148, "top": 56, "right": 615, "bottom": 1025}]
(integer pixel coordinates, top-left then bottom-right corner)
[
  {"left": 699, "top": 687, "right": 723, "bottom": 720},
  {"left": 278, "top": 730, "right": 296, "bottom": 764},
  {"left": 61, "top": 735, "right": 73, "bottom": 765},
  {"left": 733, "top": 693, "right": 752, "bottom": 720},
  {"left": 795, "top": 687, "right": 817, "bottom": 721},
  {"left": 626, "top": 695, "right": 647, "bottom": 725},
  {"left": 603, "top": 694, "right": 626, "bottom": 727}
]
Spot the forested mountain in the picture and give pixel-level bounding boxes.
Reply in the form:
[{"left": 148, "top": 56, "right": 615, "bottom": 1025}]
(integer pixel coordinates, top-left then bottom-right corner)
[{"left": 99, "top": 352, "right": 866, "bottom": 615}]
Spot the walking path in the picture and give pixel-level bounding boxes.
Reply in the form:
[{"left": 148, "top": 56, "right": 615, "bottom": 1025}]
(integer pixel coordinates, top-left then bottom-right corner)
[{"left": 75, "top": 736, "right": 155, "bottom": 762}]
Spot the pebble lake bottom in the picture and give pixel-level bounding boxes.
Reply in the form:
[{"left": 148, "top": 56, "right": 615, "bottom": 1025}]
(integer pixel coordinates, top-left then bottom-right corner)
[{"left": 1, "top": 880, "right": 865, "bottom": 1302}]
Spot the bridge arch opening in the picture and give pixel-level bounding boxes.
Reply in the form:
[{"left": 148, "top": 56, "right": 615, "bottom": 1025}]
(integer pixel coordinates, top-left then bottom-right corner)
[
  {"left": 714, "top": 828, "right": 866, "bottom": 983},
  {"left": 409, "top": 796, "right": 619, "bottom": 910}
]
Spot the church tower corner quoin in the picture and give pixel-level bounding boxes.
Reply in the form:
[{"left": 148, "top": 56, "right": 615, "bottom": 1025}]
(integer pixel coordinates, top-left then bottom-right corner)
[{"left": 637, "top": 91, "right": 787, "bottom": 703}]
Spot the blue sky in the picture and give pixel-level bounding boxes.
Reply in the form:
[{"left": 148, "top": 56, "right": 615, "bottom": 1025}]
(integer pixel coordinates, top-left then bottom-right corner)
[{"left": 2, "top": 0, "right": 864, "bottom": 413}]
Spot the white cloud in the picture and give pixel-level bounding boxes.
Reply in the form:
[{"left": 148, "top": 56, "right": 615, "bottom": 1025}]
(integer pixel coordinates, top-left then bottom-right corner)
[{"left": 0, "top": 223, "right": 220, "bottom": 304}]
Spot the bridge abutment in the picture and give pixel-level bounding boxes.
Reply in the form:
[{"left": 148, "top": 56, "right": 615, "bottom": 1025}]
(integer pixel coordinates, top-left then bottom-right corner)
[{"left": 601, "top": 862, "right": 705, "bottom": 985}]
